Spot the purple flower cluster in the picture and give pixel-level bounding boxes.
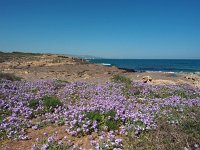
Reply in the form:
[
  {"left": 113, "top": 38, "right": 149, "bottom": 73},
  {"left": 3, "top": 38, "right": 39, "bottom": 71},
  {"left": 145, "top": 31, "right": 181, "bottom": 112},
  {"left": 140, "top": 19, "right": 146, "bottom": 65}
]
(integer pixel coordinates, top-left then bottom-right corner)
[
  {"left": 31, "top": 132, "right": 74, "bottom": 150},
  {"left": 0, "top": 80, "right": 58, "bottom": 139},
  {"left": 90, "top": 131, "right": 123, "bottom": 150},
  {"left": 0, "top": 79, "right": 199, "bottom": 146}
]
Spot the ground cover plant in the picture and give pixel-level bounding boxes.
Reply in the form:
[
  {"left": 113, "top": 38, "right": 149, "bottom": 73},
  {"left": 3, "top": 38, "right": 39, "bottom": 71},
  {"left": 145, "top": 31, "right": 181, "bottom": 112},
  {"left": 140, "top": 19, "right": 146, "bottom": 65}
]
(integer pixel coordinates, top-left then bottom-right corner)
[{"left": 0, "top": 79, "right": 200, "bottom": 149}]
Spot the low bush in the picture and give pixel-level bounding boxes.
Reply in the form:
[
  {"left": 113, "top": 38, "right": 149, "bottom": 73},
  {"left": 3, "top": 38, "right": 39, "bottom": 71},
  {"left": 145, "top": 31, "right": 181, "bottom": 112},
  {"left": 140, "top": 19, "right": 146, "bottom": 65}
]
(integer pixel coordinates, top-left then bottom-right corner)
[
  {"left": 86, "top": 111, "right": 102, "bottom": 123},
  {"left": 86, "top": 110, "right": 120, "bottom": 131},
  {"left": 28, "top": 99, "right": 39, "bottom": 109},
  {"left": 42, "top": 96, "right": 62, "bottom": 112},
  {"left": 181, "top": 119, "right": 200, "bottom": 139},
  {"left": 112, "top": 74, "right": 132, "bottom": 85}
]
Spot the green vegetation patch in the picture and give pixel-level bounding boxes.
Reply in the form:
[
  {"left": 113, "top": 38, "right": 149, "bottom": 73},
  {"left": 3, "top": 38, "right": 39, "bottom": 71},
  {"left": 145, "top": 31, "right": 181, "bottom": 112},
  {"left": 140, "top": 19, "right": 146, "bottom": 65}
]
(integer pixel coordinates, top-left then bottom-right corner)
[
  {"left": 112, "top": 74, "right": 133, "bottom": 98},
  {"left": 180, "top": 106, "right": 200, "bottom": 139},
  {"left": 175, "top": 90, "right": 188, "bottom": 98},
  {"left": 125, "top": 117, "right": 199, "bottom": 150},
  {"left": 181, "top": 119, "right": 200, "bottom": 139},
  {"left": 112, "top": 74, "right": 132, "bottom": 85},
  {"left": 86, "top": 111, "right": 102, "bottom": 122},
  {"left": 86, "top": 110, "right": 120, "bottom": 131},
  {"left": 0, "top": 109, "right": 12, "bottom": 123},
  {"left": 42, "top": 96, "right": 63, "bottom": 112},
  {"left": 148, "top": 89, "right": 172, "bottom": 99},
  {"left": 28, "top": 99, "right": 39, "bottom": 109}
]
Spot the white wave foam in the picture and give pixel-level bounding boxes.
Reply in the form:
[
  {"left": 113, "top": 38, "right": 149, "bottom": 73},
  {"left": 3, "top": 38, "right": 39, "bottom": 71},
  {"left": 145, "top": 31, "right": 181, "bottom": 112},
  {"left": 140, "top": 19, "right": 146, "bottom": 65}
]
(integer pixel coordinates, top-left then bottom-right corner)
[
  {"left": 145, "top": 71, "right": 175, "bottom": 73},
  {"left": 100, "top": 63, "right": 111, "bottom": 66}
]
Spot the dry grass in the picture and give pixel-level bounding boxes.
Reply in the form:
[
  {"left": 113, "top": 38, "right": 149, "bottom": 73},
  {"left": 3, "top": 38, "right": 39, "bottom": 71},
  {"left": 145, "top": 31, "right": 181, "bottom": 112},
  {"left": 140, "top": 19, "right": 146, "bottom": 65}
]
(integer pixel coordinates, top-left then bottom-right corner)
[{"left": 0, "top": 72, "right": 22, "bottom": 81}]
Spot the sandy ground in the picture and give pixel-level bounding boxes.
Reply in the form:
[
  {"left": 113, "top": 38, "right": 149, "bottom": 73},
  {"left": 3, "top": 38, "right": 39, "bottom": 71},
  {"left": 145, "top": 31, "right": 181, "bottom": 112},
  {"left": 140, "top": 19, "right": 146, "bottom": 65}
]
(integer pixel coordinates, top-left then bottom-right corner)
[{"left": 0, "top": 52, "right": 200, "bottom": 86}]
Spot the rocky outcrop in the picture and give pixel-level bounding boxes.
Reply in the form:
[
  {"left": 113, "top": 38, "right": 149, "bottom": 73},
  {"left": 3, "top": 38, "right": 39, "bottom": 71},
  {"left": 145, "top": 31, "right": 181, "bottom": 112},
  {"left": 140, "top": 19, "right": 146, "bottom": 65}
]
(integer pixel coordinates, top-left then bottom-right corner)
[{"left": 0, "top": 52, "right": 127, "bottom": 83}]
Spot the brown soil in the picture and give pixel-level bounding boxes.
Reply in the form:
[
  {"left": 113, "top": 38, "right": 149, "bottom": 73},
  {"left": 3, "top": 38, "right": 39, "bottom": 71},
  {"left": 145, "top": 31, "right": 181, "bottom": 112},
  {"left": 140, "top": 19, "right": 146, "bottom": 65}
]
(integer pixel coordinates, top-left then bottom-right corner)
[
  {"left": 0, "top": 125, "right": 94, "bottom": 150},
  {"left": 1, "top": 52, "right": 200, "bottom": 86}
]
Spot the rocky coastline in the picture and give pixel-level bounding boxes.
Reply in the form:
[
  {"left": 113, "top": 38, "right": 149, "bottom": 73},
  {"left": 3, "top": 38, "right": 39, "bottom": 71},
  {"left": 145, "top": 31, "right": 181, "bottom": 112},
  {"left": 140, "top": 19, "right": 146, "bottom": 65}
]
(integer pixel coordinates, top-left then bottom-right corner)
[{"left": 0, "top": 51, "right": 200, "bottom": 86}]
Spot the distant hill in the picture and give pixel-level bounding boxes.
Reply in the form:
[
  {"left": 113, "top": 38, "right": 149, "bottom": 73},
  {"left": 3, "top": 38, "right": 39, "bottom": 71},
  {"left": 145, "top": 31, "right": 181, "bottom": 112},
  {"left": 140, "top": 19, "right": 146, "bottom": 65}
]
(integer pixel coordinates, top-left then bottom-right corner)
[
  {"left": 0, "top": 51, "right": 103, "bottom": 60},
  {"left": 64, "top": 54, "right": 103, "bottom": 59}
]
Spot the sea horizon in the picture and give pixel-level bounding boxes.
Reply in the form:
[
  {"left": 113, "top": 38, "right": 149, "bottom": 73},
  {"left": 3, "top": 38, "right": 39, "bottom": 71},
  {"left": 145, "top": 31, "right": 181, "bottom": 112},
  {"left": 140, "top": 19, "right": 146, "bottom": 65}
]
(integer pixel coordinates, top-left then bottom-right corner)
[{"left": 89, "top": 58, "right": 200, "bottom": 73}]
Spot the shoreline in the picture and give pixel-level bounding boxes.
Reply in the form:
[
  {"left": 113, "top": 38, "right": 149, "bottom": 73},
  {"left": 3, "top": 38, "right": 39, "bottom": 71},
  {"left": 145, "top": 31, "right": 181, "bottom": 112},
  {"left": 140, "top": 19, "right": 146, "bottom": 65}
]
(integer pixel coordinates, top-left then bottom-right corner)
[
  {"left": 88, "top": 58, "right": 200, "bottom": 73},
  {"left": 0, "top": 51, "right": 200, "bottom": 86},
  {"left": 95, "top": 61, "right": 200, "bottom": 76}
]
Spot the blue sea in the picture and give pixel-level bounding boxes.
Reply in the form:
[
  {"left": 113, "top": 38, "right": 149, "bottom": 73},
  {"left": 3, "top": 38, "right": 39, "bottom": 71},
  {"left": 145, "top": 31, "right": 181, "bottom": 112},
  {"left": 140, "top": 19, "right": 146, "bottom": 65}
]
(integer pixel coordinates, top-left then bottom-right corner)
[{"left": 89, "top": 59, "right": 200, "bottom": 73}]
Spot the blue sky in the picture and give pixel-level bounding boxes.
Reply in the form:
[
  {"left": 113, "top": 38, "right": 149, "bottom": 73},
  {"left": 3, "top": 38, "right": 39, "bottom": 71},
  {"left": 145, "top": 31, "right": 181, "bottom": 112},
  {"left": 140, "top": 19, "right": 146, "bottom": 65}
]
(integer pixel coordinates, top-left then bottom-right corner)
[{"left": 0, "top": 0, "right": 200, "bottom": 59}]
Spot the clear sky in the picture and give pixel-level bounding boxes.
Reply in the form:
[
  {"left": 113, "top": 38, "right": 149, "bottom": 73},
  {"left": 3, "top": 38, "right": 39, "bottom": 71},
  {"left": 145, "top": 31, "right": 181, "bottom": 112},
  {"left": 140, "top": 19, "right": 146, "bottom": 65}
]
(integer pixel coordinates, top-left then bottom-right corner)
[{"left": 0, "top": 0, "right": 200, "bottom": 59}]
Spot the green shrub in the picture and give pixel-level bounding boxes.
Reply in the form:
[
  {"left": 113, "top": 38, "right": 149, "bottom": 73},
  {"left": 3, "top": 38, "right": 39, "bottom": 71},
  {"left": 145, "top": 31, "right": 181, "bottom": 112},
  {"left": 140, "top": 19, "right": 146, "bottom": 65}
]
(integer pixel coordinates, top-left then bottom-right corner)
[
  {"left": 149, "top": 91, "right": 172, "bottom": 99},
  {"left": 105, "top": 110, "right": 116, "bottom": 118},
  {"left": 135, "top": 120, "right": 146, "bottom": 128},
  {"left": 106, "top": 119, "right": 119, "bottom": 131},
  {"left": 0, "top": 109, "right": 12, "bottom": 122},
  {"left": 42, "top": 96, "right": 62, "bottom": 112},
  {"left": 175, "top": 90, "right": 188, "bottom": 98},
  {"left": 28, "top": 99, "right": 39, "bottom": 109},
  {"left": 86, "top": 111, "right": 102, "bottom": 122},
  {"left": 105, "top": 110, "right": 120, "bottom": 131},
  {"left": 181, "top": 119, "right": 200, "bottom": 139},
  {"left": 0, "top": 116, "right": 3, "bottom": 123},
  {"left": 112, "top": 74, "right": 132, "bottom": 85},
  {"left": 134, "top": 90, "right": 141, "bottom": 96},
  {"left": 58, "top": 118, "right": 65, "bottom": 126},
  {"left": 86, "top": 110, "right": 120, "bottom": 131},
  {"left": 190, "top": 94, "right": 200, "bottom": 99},
  {"left": 0, "top": 130, "right": 7, "bottom": 140},
  {"left": 0, "top": 109, "right": 12, "bottom": 116},
  {"left": 55, "top": 79, "right": 69, "bottom": 83},
  {"left": 112, "top": 74, "right": 132, "bottom": 98}
]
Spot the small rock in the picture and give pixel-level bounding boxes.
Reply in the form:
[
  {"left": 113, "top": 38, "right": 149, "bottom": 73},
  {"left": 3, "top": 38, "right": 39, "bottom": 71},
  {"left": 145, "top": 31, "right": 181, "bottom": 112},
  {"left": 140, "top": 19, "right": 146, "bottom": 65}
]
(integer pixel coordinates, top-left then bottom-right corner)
[
  {"left": 83, "top": 74, "right": 90, "bottom": 79},
  {"left": 24, "top": 71, "right": 29, "bottom": 74},
  {"left": 142, "top": 76, "right": 152, "bottom": 83}
]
